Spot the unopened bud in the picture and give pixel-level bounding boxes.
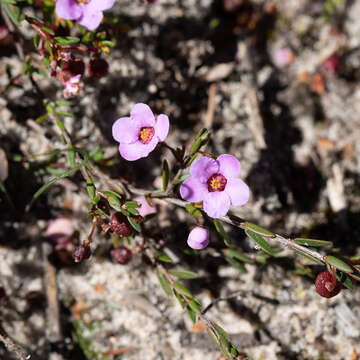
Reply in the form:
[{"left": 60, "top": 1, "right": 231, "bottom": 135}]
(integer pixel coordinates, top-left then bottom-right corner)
[
  {"left": 315, "top": 271, "right": 342, "bottom": 298},
  {"left": 73, "top": 244, "right": 91, "bottom": 263},
  {"left": 111, "top": 246, "right": 132, "bottom": 265},
  {"left": 187, "top": 226, "right": 209, "bottom": 250},
  {"left": 110, "top": 212, "right": 133, "bottom": 237}
]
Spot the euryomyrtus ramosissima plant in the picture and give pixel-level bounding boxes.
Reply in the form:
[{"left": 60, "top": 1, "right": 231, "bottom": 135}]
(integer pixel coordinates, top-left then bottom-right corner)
[
  {"left": 180, "top": 155, "right": 250, "bottom": 218},
  {"left": 112, "top": 103, "right": 169, "bottom": 161},
  {"left": 55, "top": 0, "right": 116, "bottom": 31}
]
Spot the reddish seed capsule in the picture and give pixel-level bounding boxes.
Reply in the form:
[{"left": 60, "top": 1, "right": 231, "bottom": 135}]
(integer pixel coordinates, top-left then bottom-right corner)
[
  {"left": 315, "top": 271, "right": 342, "bottom": 298},
  {"left": 111, "top": 212, "right": 133, "bottom": 237},
  {"left": 60, "top": 59, "right": 85, "bottom": 82},
  {"left": 88, "top": 58, "right": 109, "bottom": 78},
  {"left": 111, "top": 246, "right": 132, "bottom": 265},
  {"left": 73, "top": 244, "right": 91, "bottom": 263}
]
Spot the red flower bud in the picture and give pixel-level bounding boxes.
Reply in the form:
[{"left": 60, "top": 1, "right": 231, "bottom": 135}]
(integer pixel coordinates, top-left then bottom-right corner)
[
  {"left": 110, "top": 212, "right": 133, "bottom": 237},
  {"left": 88, "top": 58, "right": 109, "bottom": 78},
  {"left": 315, "top": 271, "right": 342, "bottom": 298},
  {"left": 111, "top": 246, "right": 132, "bottom": 265},
  {"left": 73, "top": 244, "right": 91, "bottom": 263},
  {"left": 60, "top": 59, "right": 85, "bottom": 82}
]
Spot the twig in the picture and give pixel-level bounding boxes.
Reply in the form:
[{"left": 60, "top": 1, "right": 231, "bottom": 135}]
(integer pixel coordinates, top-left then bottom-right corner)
[
  {"left": 0, "top": 326, "right": 30, "bottom": 360},
  {"left": 42, "top": 242, "right": 64, "bottom": 360}
]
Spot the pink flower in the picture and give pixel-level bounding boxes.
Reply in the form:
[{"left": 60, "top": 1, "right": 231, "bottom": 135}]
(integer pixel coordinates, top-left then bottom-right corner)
[
  {"left": 45, "top": 218, "right": 73, "bottom": 242},
  {"left": 187, "top": 227, "right": 209, "bottom": 250},
  {"left": 112, "top": 103, "right": 169, "bottom": 161},
  {"left": 63, "top": 74, "right": 83, "bottom": 98},
  {"left": 180, "top": 155, "right": 249, "bottom": 218},
  {"left": 55, "top": 0, "right": 116, "bottom": 31},
  {"left": 274, "top": 48, "right": 295, "bottom": 67},
  {"left": 134, "top": 196, "right": 156, "bottom": 217}
]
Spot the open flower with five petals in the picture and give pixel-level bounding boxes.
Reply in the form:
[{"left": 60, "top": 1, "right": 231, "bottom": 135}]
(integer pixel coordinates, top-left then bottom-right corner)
[
  {"left": 55, "top": 0, "right": 116, "bottom": 31},
  {"left": 180, "top": 155, "right": 249, "bottom": 218},
  {"left": 112, "top": 103, "right": 169, "bottom": 161}
]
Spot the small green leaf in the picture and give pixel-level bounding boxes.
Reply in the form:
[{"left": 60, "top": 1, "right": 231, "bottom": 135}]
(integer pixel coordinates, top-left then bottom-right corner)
[
  {"left": 213, "top": 219, "right": 230, "bottom": 246},
  {"left": 188, "top": 298, "right": 201, "bottom": 314},
  {"left": 127, "top": 207, "right": 139, "bottom": 216},
  {"left": 4, "top": 3, "right": 23, "bottom": 26},
  {"left": 225, "top": 256, "right": 247, "bottom": 273},
  {"left": 326, "top": 255, "right": 353, "bottom": 273},
  {"left": 224, "top": 248, "right": 252, "bottom": 263},
  {"left": 242, "top": 222, "right": 275, "bottom": 237},
  {"left": 55, "top": 111, "right": 73, "bottom": 118},
  {"left": 190, "top": 128, "right": 209, "bottom": 155},
  {"left": 27, "top": 164, "right": 82, "bottom": 211},
  {"left": 246, "top": 230, "right": 277, "bottom": 255},
  {"left": 169, "top": 270, "right": 200, "bottom": 279},
  {"left": 336, "top": 271, "right": 354, "bottom": 291},
  {"left": 107, "top": 195, "right": 122, "bottom": 211},
  {"left": 102, "top": 190, "right": 122, "bottom": 200},
  {"left": 292, "top": 247, "right": 324, "bottom": 265},
  {"left": 162, "top": 159, "right": 169, "bottom": 191},
  {"left": 125, "top": 201, "right": 140, "bottom": 209},
  {"left": 156, "top": 252, "right": 173, "bottom": 263},
  {"left": 185, "top": 305, "right": 197, "bottom": 323},
  {"left": 158, "top": 272, "right": 172, "bottom": 295},
  {"left": 127, "top": 216, "right": 141, "bottom": 232},
  {"left": 173, "top": 174, "right": 190, "bottom": 185},
  {"left": 55, "top": 100, "right": 71, "bottom": 107},
  {"left": 294, "top": 238, "right": 333, "bottom": 247},
  {"left": 54, "top": 36, "right": 80, "bottom": 45},
  {"left": 86, "top": 180, "right": 96, "bottom": 203},
  {"left": 185, "top": 203, "right": 203, "bottom": 218},
  {"left": 173, "top": 282, "right": 192, "bottom": 298}
]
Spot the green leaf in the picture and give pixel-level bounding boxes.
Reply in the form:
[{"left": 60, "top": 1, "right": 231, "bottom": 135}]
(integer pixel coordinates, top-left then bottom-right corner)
[
  {"left": 107, "top": 195, "right": 122, "bottom": 211},
  {"left": 246, "top": 230, "right": 277, "bottom": 255},
  {"left": 55, "top": 100, "right": 71, "bottom": 107},
  {"left": 125, "top": 201, "right": 140, "bottom": 209},
  {"left": 102, "top": 190, "right": 122, "bottom": 200},
  {"left": 4, "top": 3, "right": 23, "bottom": 26},
  {"left": 241, "top": 222, "right": 275, "bottom": 237},
  {"left": 127, "top": 216, "right": 141, "bottom": 232},
  {"left": 169, "top": 270, "right": 200, "bottom": 279},
  {"left": 162, "top": 159, "right": 169, "bottom": 191},
  {"left": 55, "top": 111, "right": 73, "bottom": 118},
  {"left": 155, "top": 252, "right": 172, "bottom": 263},
  {"left": 185, "top": 203, "right": 203, "bottom": 218},
  {"left": 326, "top": 255, "right": 353, "bottom": 273},
  {"left": 173, "top": 282, "right": 192, "bottom": 298},
  {"left": 190, "top": 128, "right": 209, "bottom": 155},
  {"left": 185, "top": 305, "right": 197, "bottom": 323},
  {"left": 157, "top": 272, "right": 172, "bottom": 295},
  {"left": 336, "top": 271, "right": 354, "bottom": 291},
  {"left": 86, "top": 180, "right": 96, "bottom": 203},
  {"left": 143, "top": 213, "right": 157, "bottom": 222},
  {"left": 294, "top": 238, "right": 333, "bottom": 247},
  {"left": 127, "top": 207, "right": 139, "bottom": 216},
  {"left": 225, "top": 256, "right": 247, "bottom": 273},
  {"left": 27, "top": 164, "right": 82, "bottom": 211},
  {"left": 173, "top": 174, "right": 190, "bottom": 185},
  {"left": 35, "top": 114, "right": 49, "bottom": 123},
  {"left": 188, "top": 298, "right": 201, "bottom": 314},
  {"left": 213, "top": 219, "right": 230, "bottom": 246},
  {"left": 0, "top": 179, "right": 14, "bottom": 209},
  {"left": 0, "top": 0, "right": 17, "bottom": 4},
  {"left": 292, "top": 247, "right": 323, "bottom": 265},
  {"left": 54, "top": 36, "right": 80, "bottom": 45},
  {"left": 224, "top": 248, "right": 252, "bottom": 263}
]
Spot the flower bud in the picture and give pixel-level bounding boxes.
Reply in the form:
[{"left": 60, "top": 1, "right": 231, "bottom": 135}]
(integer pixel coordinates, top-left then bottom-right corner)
[
  {"left": 315, "top": 271, "right": 342, "bottom": 298},
  {"left": 60, "top": 59, "right": 85, "bottom": 82},
  {"left": 88, "top": 58, "right": 109, "bottom": 78},
  {"left": 73, "top": 244, "right": 91, "bottom": 263},
  {"left": 187, "top": 226, "right": 209, "bottom": 250},
  {"left": 111, "top": 212, "right": 133, "bottom": 237},
  {"left": 111, "top": 246, "right": 132, "bottom": 265}
]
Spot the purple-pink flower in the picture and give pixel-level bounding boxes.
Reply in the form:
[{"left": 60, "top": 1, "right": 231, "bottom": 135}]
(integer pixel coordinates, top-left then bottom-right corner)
[
  {"left": 180, "top": 155, "right": 249, "bottom": 218},
  {"left": 187, "top": 226, "right": 209, "bottom": 250},
  {"left": 55, "top": 0, "right": 116, "bottom": 31},
  {"left": 112, "top": 103, "right": 169, "bottom": 161},
  {"left": 134, "top": 196, "right": 156, "bottom": 217}
]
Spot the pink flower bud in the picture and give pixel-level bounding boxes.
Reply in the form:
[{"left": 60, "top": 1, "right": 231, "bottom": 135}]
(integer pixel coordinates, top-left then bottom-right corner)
[{"left": 187, "top": 226, "right": 209, "bottom": 250}]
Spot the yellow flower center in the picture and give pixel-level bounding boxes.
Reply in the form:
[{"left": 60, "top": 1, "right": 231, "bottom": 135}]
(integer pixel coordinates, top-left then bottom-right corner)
[
  {"left": 207, "top": 173, "right": 227, "bottom": 192},
  {"left": 139, "top": 126, "right": 155, "bottom": 144}
]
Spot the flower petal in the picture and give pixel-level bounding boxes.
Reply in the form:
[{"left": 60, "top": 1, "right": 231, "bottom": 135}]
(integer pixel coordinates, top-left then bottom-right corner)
[
  {"left": 112, "top": 117, "right": 140, "bottom": 144},
  {"left": 78, "top": 9, "right": 103, "bottom": 31},
  {"left": 155, "top": 114, "right": 169, "bottom": 142},
  {"left": 187, "top": 227, "right": 209, "bottom": 250},
  {"left": 190, "top": 157, "right": 219, "bottom": 184},
  {"left": 217, "top": 154, "right": 241, "bottom": 178},
  {"left": 119, "top": 137, "right": 158, "bottom": 161},
  {"left": 134, "top": 197, "right": 156, "bottom": 217},
  {"left": 203, "top": 191, "right": 230, "bottom": 218},
  {"left": 131, "top": 103, "right": 155, "bottom": 127},
  {"left": 225, "top": 178, "right": 250, "bottom": 206},
  {"left": 87, "top": 0, "right": 116, "bottom": 11},
  {"left": 180, "top": 177, "right": 208, "bottom": 203},
  {"left": 55, "top": 0, "right": 82, "bottom": 20}
]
